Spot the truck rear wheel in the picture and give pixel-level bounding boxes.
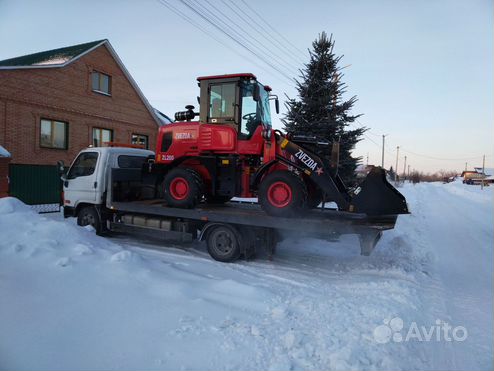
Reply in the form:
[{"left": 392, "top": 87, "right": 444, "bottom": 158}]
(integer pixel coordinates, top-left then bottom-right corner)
[
  {"left": 259, "top": 170, "right": 307, "bottom": 217},
  {"left": 163, "top": 168, "right": 203, "bottom": 208},
  {"left": 206, "top": 225, "right": 241, "bottom": 262},
  {"left": 77, "top": 206, "right": 102, "bottom": 234}
]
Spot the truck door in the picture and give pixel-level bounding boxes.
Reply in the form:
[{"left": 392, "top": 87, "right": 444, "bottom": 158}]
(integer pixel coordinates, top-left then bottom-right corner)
[{"left": 64, "top": 151, "right": 100, "bottom": 205}]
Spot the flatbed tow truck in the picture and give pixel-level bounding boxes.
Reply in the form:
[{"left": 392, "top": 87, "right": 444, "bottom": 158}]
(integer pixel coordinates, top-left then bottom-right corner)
[
  {"left": 60, "top": 73, "right": 408, "bottom": 262},
  {"left": 60, "top": 146, "right": 400, "bottom": 262}
]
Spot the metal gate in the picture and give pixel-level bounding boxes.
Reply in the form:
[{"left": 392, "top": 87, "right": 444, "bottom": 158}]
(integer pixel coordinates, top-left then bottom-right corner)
[{"left": 9, "top": 164, "right": 61, "bottom": 213}]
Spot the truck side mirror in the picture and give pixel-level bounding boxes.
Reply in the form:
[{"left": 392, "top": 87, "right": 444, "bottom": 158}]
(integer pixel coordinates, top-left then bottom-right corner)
[
  {"left": 253, "top": 84, "right": 260, "bottom": 102},
  {"left": 275, "top": 98, "right": 280, "bottom": 114},
  {"left": 57, "top": 160, "right": 66, "bottom": 176}
]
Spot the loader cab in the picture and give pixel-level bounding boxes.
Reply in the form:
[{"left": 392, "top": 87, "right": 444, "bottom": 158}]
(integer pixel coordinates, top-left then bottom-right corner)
[{"left": 197, "top": 73, "right": 273, "bottom": 140}]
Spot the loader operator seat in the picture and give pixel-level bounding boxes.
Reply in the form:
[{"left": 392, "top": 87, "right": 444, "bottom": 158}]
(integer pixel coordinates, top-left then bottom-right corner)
[{"left": 242, "top": 112, "right": 261, "bottom": 139}]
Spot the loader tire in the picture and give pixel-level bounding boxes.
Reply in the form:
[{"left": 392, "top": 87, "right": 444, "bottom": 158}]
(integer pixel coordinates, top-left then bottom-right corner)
[
  {"left": 163, "top": 168, "right": 203, "bottom": 208},
  {"left": 259, "top": 170, "right": 307, "bottom": 217}
]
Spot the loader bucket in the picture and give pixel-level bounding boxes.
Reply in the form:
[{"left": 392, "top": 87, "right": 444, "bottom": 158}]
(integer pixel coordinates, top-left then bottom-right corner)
[{"left": 351, "top": 167, "right": 409, "bottom": 216}]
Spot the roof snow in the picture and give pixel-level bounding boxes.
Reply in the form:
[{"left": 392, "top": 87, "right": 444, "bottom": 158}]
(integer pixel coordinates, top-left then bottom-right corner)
[
  {"left": 0, "top": 145, "right": 11, "bottom": 158},
  {"left": 0, "top": 40, "right": 105, "bottom": 68}
]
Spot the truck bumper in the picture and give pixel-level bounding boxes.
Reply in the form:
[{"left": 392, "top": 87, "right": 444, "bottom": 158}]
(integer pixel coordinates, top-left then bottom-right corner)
[{"left": 63, "top": 206, "right": 75, "bottom": 218}]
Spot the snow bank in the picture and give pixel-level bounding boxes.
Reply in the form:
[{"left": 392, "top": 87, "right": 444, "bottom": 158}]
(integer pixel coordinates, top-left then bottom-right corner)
[{"left": 0, "top": 182, "right": 492, "bottom": 371}]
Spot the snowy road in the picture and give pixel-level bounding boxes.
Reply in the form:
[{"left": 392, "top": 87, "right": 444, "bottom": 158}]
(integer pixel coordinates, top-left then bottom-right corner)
[{"left": 0, "top": 181, "right": 492, "bottom": 370}]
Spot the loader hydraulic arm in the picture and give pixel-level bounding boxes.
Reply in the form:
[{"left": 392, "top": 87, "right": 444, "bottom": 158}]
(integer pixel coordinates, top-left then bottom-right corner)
[
  {"left": 277, "top": 137, "right": 351, "bottom": 210},
  {"left": 276, "top": 136, "right": 409, "bottom": 216}
]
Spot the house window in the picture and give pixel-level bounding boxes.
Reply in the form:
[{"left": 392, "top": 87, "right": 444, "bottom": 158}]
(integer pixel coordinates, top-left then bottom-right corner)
[
  {"left": 92, "top": 128, "right": 113, "bottom": 147},
  {"left": 40, "top": 119, "right": 68, "bottom": 149},
  {"left": 131, "top": 133, "right": 149, "bottom": 149},
  {"left": 91, "top": 71, "right": 111, "bottom": 95}
]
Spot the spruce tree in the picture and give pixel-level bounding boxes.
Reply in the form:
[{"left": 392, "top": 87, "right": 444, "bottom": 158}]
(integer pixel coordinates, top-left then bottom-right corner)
[{"left": 283, "top": 32, "right": 365, "bottom": 184}]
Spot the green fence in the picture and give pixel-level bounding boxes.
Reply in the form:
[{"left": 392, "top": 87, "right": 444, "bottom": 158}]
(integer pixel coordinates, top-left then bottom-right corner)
[{"left": 9, "top": 164, "right": 61, "bottom": 212}]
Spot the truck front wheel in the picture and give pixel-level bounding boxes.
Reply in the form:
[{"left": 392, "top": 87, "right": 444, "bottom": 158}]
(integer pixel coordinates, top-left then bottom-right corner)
[{"left": 77, "top": 206, "right": 102, "bottom": 234}]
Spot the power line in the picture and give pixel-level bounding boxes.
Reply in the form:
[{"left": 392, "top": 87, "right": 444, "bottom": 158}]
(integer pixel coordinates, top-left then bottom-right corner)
[
  {"left": 400, "top": 148, "right": 492, "bottom": 162},
  {"left": 157, "top": 0, "right": 270, "bottom": 74},
  {"left": 176, "top": 0, "right": 295, "bottom": 83},
  {"left": 157, "top": 0, "right": 295, "bottom": 98},
  {"left": 238, "top": 0, "right": 308, "bottom": 57},
  {"left": 195, "top": 0, "right": 299, "bottom": 74},
  {"left": 224, "top": 0, "right": 306, "bottom": 66},
  {"left": 353, "top": 118, "right": 492, "bottom": 163}
]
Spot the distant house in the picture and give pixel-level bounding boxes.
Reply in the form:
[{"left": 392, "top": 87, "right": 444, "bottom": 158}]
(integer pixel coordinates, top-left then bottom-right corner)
[
  {"left": 461, "top": 168, "right": 493, "bottom": 185},
  {"left": 0, "top": 40, "right": 166, "bottom": 208},
  {"left": 0, "top": 39, "right": 161, "bottom": 166}
]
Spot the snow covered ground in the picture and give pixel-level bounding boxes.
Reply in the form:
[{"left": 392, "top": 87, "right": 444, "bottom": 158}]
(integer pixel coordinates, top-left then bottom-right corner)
[{"left": 0, "top": 180, "right": 492, "bottom": 371}]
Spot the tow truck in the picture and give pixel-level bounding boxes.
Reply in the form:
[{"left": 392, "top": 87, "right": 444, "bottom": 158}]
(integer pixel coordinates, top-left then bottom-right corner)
[{"left": 58, "top": 73, "right": 408, "bottom": 262}]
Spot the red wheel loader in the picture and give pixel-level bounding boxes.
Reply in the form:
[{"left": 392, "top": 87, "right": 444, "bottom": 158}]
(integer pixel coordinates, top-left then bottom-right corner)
[{"left": 151, "top": 73, "right": 408, "bottom": 218}]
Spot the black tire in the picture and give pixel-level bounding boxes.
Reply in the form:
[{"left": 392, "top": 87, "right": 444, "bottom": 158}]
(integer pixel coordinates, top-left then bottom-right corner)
[
  {"left": 163, "top": 168, "right": 203, "bottom": 208},
  {"left": 206, "top": 225, "right": 241, "bottom": 262},
  {"left": 77, "top": 206, "right": 102, "bottom": 234},
  {"left": 207, "top": 195, "right": 232, "bottom": 204},
  {"left": 258, "top": 170, "right": 307, "bottom": 217}
]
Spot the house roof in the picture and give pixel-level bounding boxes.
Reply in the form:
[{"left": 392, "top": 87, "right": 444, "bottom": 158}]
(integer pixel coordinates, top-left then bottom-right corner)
[
  {"left": 0, "top": 40, "right": 161, "bottom": 127},
  {"left": 0, "top": 40, "right": 106, "bottom": 68}
]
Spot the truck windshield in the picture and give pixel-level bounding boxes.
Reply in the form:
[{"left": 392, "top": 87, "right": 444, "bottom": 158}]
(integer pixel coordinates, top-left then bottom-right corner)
[
  {"left": 67, "top": 152, "right": 98, "bottom": 179},
  {"left": 240, "top": 81, "right": 271, "bottom": 138}
]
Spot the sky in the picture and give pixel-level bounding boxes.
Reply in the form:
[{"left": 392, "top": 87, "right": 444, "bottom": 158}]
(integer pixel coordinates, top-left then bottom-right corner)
[{"left": 0, "top": 0, "right": 492, "bottom": 173}]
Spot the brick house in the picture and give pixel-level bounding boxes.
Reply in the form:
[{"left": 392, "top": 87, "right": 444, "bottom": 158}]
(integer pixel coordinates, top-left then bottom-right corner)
[{"left": 0, "top": 39, "right": 162, "bottom": 166}]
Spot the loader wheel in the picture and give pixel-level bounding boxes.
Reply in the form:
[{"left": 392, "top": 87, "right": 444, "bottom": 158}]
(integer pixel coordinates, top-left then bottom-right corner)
[
  {"left": 163, "top": 168, "right": 203, "bottom": 208},
  {"left": 206, "top": 225, "right": 241, "bottom": 262},
  {"left": 259, "top": 171, "right": 307, "bottom": 217}
]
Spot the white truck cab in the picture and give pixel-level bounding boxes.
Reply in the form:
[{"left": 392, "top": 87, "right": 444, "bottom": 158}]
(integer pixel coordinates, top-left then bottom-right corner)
[{"left": 61, "top": 146, "right": 154, "bottom": 230}]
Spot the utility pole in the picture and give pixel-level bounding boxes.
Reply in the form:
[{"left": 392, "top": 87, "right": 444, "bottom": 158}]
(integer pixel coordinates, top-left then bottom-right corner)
[
  {"left": 395, "top": 146, "right": 400, "bottom": 182},
  {"left": 381, "top": 134, "right": 388, "bottom": 168},
  {"left": 481, "top": 154, "right": 485, "bottom": 190},
  {"left": 408, "top": 164, "right": 410, "bottom": 181},
  {"left": 465, "top": 162, "right": 467, "bottom": 171},
  {"left": 403, "top": 155, "right": 407, "bottom": 179}
]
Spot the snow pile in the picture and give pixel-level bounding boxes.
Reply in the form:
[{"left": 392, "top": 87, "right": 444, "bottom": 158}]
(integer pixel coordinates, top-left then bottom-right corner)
[{"left": 0, "top": 182, "right": 492, "bottom": 370}]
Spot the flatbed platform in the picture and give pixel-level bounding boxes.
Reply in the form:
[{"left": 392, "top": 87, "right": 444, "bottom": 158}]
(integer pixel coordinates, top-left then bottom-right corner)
[{"left": 110, "top": 199, "right": 397, "bottom": 236}]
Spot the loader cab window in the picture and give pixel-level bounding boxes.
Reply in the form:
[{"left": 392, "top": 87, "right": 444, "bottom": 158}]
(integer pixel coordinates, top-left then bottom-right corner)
[
  {"left": 239, "top": 81, "right": 271, "bottom": 139},
  {"left": 67, "top": 152, "right": 98, "bottom": 179},
  {"left": 240, "top": 81, "right": 261, "bottom": 139},
  {"left": 209, "top": 83, "right": 236, "bottom": 122}
]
